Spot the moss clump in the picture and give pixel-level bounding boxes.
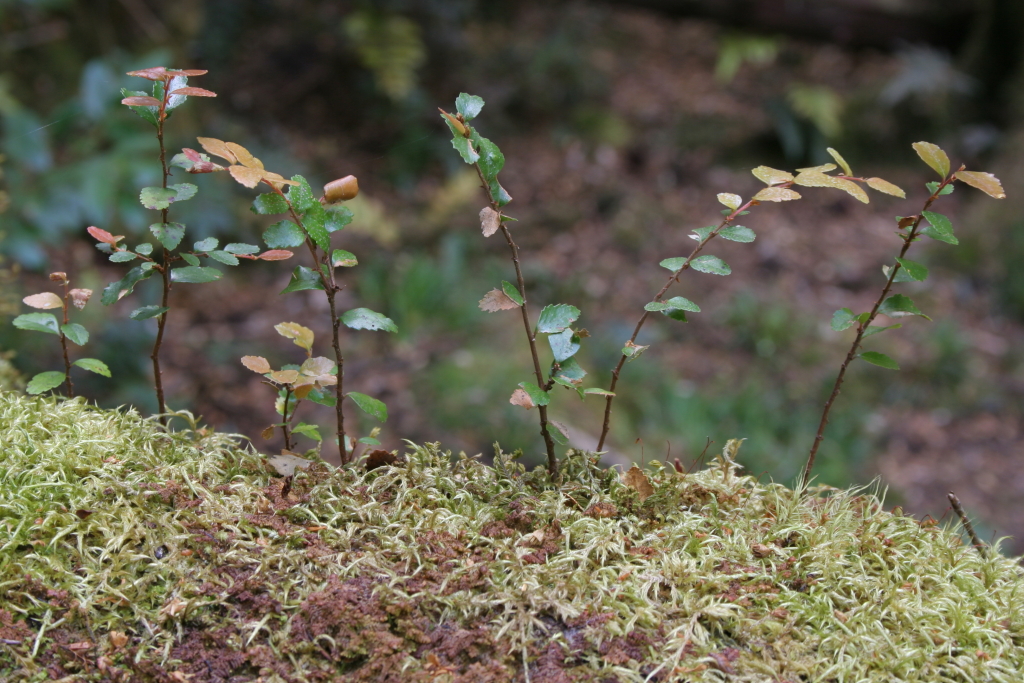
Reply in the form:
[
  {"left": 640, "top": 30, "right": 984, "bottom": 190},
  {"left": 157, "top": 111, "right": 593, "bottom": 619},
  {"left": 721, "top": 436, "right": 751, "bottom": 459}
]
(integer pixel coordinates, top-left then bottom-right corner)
[{"left": 2, "top": 390, "right": 1023, "bottom": 682}]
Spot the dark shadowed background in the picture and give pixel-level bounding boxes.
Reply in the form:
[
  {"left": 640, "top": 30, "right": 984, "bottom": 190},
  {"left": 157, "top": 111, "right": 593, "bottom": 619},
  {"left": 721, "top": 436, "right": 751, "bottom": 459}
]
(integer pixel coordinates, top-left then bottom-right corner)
[{"left": 2, "top": 0, "right": 1024, "bottom": 551}]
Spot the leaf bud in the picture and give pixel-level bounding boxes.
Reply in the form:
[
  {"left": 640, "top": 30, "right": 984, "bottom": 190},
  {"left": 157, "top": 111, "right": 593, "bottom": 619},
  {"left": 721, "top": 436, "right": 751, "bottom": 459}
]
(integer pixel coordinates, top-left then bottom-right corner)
[
  {"left": 324, "top": 175, "right": 359, "bottom": 203},
  {"left": 49, "top": 272, "right": 68, "bottom": 283}
]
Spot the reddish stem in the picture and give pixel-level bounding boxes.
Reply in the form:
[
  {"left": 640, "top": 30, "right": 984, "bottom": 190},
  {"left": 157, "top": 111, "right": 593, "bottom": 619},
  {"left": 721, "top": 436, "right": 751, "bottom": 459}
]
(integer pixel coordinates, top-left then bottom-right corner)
[{"left": 60, "top": 280, "right": 74, "bottom": 398}]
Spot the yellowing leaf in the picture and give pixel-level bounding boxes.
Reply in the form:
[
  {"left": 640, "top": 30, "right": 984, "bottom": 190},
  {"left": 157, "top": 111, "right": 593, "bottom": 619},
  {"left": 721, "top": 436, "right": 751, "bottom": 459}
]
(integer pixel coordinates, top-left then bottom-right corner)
[
  {"left": 795, "top": 163, "right": 837, "bottom": 173},
  {"left": 23, "top": 292, "right": 63, "bottom": 309},
  {"left": 270, "top": 369, "right": 299, "bottom": 384},
  {"left": 794, "top": 171, "right": 868, "bottom": 203},
  {"left": 826, "top": 148, "right": 853, "bottom": 176},
  {"left": 509, "top": 388, "right": 534, "bottom": 410},
  {"left": 225, "top": 142, "right": 264, "bottom": 170},
  {"left": 196, "top": 137, "right": 238, "bottom": 164},
  {"left": 228, "top": 165, "right": 266, "bottom": 189},
  {"left": 751, "top": 166, "right": 793, "bottom": 186},
  {"left": 752, "top": 187, "right": 801, "bottom": 202},
  {"left": 865, "top": 177, "right": 906, "bottom": 198},
  {"left": 261, "top": 171, "right": 299, "bottom": 187},
  {"left": 912, "top": 141, "right": 950, "bottom": 178},
  {"left": 717, "top": 193, "right": 742, "bottom": 210},
  {"left": 479, "top": 289, "right": 519, "bottom": 312},
  {"left": 622, "top": 465, "right": 654, "bottom": 502},
  {"left": 274, "top": 322, "right": 315, "bottom": 353},
  {"left": 480, "top": 206, "right": 501, "bottom": 237},
  {"left": 241, "top": 355, "right": 271, "bottom": 374},
  {"left": 955, "top": 171, "right": 1006, "bottom": 199}
]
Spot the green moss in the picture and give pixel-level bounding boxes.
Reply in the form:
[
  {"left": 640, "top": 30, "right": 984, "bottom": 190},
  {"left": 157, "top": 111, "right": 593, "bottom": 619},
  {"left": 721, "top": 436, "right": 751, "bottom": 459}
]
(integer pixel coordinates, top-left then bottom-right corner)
[{"left": 1, "top": 390, "right": 1023, "bottom": 681}]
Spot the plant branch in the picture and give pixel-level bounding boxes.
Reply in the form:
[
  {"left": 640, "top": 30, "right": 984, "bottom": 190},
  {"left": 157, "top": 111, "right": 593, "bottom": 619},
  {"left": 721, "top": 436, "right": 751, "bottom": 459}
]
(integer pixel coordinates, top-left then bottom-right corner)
[
  {"left": 948, "top": 491, "right": 987, "bottom": 558},
  {"left": 801, "top": 180, "right": 949, "bottom": 487},
  {"left": 60, "top": 281, "right": 74, "bottom": 398},
  {"left": 150, "top": 81, "right": 172, "bottom": 425},
  {"left": 281, "top": 385, "right": 293, "bottom": 451}
]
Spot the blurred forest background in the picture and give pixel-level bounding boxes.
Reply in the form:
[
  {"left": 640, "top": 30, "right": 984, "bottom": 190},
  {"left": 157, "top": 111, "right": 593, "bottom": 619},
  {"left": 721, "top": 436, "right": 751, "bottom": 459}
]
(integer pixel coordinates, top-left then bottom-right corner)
[{"left": 2, "top": 0, "right": 1024, "bottom": 550}]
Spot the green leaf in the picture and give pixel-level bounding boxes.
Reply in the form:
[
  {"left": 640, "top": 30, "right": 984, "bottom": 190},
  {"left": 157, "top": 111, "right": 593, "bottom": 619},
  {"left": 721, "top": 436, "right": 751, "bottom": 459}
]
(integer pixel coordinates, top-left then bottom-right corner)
[
  {"left": 331, "top": 249, "right": 358, "bottom": 267},
  {"left": 920, "top": 211, "right": 957, "bottom": 245},
  {"left": 292, "top": 422, "right": 322, "bottom": 442},
  {"left": 548, "top": 328, "right": 581, "bottom": 362},
  {"left": 831, "top": 308, "right": 858, "bottom": 331},
  {"left": 263, "top": 220, "right": 305, "bottom": 249},
  {"left": 73, "top": 358, "right": 111, "bottom": 377},
  {"left": 472, "top": 132, "right": 505, "bottom": 181},
  {"left": 862, "top": 323, "right": 901, "bottom": 338},
  {"left": 645, "top": 296, "right": 700, "bottom": 314},
  {"left": 690, "top": 255, "right": 731, "bottom": 275},
  {"left": 537, "top": 304, "right": 581, "bottom": 334},
  {"left": 487, "top": 178, "right": 512, "bottom": 207},
  {"left": 139, "top": 187, "right": 178, "bottom": 211},
  {"left": 341, "top": 308, "right": 398, "bottom": 333},
  {"left": 27, "top": 371, "right": 66, "bottom": 394},
  {"left": 325, "top": 205, "right": 354, "bottom": 233},
  {"left": 280, "top": 266, "right": 325, "bottom": 294},
  {"left": 193, "top": 237, "right": 218, "bottom": 252},
  {"left": 894, "top": 257, "right": 928, "bottom": 282},
  {"left": 287, "top": 177, "right": 330, "bottom": 251},
  {"left": 134, "top": 243, "right": 154, "bottom": 256},
  {"left": 224, "top": 243, "right": 260, "bottom": 255},
  {"left": 358, "top": 436, "right": 381, "bottom": 446},
  {"left": 442, "top": 114, "right": 479, "bottom": 164},
  {"left": 109, "top": 251, "right": 137, "bottom": 263},
  {"left": 689, "top": 226, "right": 715, "bottom": 242},
  {"left": 719, "top": 225, "right": 756, "bottom": 243},
  {"left": 348, "top": 392, "right": 388, "bottom": 422},
  {"left": 60, "top": 323, "right": 88, "bottom": 346},
  {"left": 208, "top": 251, "right": 240, "bottom": 266},
  {"left": 13, "top": 312, "right": 60, "bottom": 335},
  {"left": 879, "top": 294, "right": 930, "bottom": 320},
  {"left": 501, "top": 281, "right": 524, "bottom": 306},
  {"left": 169, "top": 183, "right": 197, "bottom": 203},
  {"left": 660, "top": 257, "right": 687, "bottom": 272},
  {"left": 517, "top": 382, "right": 550, "bottom": 407},
  {"left": 150, "top": 222, "right": 186, "bottom": 250},
  {"left": 860, "top": 351, "right": 899, "bottom": 370},
  {"left": 307, "top": 388, "right": 337, "bottom": 407},
  {"left": 553, "top": 356, "right": 586, "bottom": 383},
  {"left": 129, "top": 305, "right": 169, "bottom": 321},
  {"left": 455, "top": 93, "right": 485, "bottom": 120},
  {"left": 101, "top": 266, "right": 152, "bottom": 305},
  {"left": 170, "top": 266, "right": 222, "bottom": 284},
  {"left": 286, "top": 174, "right": 319, "bottom": 213},
  {"left": 181, "top": 253, "right": 200, "bottom": 266},
  {"left": 925, "top": 181, "right": 954, "bottom": 196},
  {"left": 584, "top": 388, "right": 615, "bottom": 396},
  {"left": 121, "top": 88, "right": 158, "bottom": 126},
  {"left": 251, "top": 192, "right": 289, "bottom": 215}
]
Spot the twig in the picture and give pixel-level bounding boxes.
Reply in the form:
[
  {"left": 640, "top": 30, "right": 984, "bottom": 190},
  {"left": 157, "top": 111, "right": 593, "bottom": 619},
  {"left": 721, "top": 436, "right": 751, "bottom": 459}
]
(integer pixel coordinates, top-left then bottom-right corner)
[
  {"left": 59, "top": 279, "right": 74, "bottom": 398},
  {"left": 150, "top": 81, "right": 173, "bottom": 425},
  {"left": 948, "top": 491, "right": 987, "bottom": 558}
]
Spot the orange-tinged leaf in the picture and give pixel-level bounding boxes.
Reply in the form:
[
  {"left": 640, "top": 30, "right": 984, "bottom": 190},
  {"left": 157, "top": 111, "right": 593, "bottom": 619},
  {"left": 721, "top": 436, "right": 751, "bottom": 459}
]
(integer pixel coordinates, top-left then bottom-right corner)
[
  {"left": 717, "top": 193, "right": 742, "bottom": 210},
  {"left": 293, "top": 384, "right": 314, "bottom": 399},
  {"left": 955, "top": 171, "right": 1005, "bottom": 199},
  {"left": 794, "top": 171, "right": 869, "bottom": 202},
  {"left": 751, "top": 166, "right": 793, "bottom": 186},
  {"left": 228, "top": 164, "right": 265, "bottom": 188},
  {"left": 261, "top": 171, "right": 299, "bottom": 187},
  {"left": 23, "top": 292, "right": 63, "bottom": 309},
  {"left": 479, "top": 289, "right": 519, "bottom": 312},
  {"left": 826, "top": 147, "right": 853, "bottom": 176},
  {"left": 196, "top": 137, "right": 238, "bottom": 164},
  {"left": 274, "top": 322, "right": 314, "bottom": 352},
  {"left": 270, "top": 369, "right": 299, "bottom": 384},
  {"left": 168, "top": 87, "right": 216, "bottom": 97},
  {"left": 261, "top": 425, "right": 275, "bottom": 440},
  {"left": 752, "top": 187, "right": 801, "bottom": 202},
  {"left": 509, "top": 388, "right": 535, "bottom": 410},
  {"left": 121, "top": 96, "right": 161, "bottom": 107},
  {"left": 169, "top": 69, "right": 208, "bottom": 77},
  {"left": 258, "top": 249, "right": 294, "bottom": 261},
  {"left": 912, "top": 141, "right": 950, "bottom": 178},
  {"left": 480, "top": 207, "right": 501, "bottom": 237},
  {"left": 126, "top": 67, "right": 170, "bottom": 80},
  {"left": 241, "top": 355, "right": 271, "bottom": 374},
  {"left": 225, "top": 142, "right": 263, "bottom": 169},
  {"left": 622, "top": 465, "right": 654, "bottom": 502},
  {"left": 87, "top": 226, "right": 123, "bottom": 245},
  {"left": 866, "top": 177, "right": 906, "bottom": 198}
]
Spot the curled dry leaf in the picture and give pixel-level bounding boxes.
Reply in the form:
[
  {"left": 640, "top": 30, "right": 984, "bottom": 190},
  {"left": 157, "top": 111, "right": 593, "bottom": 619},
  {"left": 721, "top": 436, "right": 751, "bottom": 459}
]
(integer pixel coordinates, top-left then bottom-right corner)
[
  {"left": 23, "top": 292, "right": 63, "bottom": 309},
  {"left": 241, "top": 355, "right": 271, "bottom": 374},
  {"left": 121, "top": 96, "right": 161, "bottom": 107},
  {"left": 49, "top": 271, "right": 68, "bottom": 282},
  {"left": 168, "top": 87, "right": 216, "bottom": 97},
  {"left": 258, "top": 249, "right": 294, "bottom": 261},
  {"left": 751, "top": 543, "right": 774, "bottom": 558},
  {"left": 584, "top": 501, "right": 617, "bottom": 518},
  {"left": 87, "top": 226, "right": 123, "bottom": 245},
  {"left": 480, "top": 206, "right": 501, "bottom": 237},
  {"left": 622, "top": 465, "right": 654, "bottom": 502},
  {"left": 108, "top": 631, "right": 129, "bottom": 649},
  {"left": 752, "top": 186, "right": 801, "bottom": 202},
  {"left": 479, "top": 288, "right": 519, "bottom": 312},
  {"left": 509, "top": 387, "right": 535, "bottom": 410},
  {"left": 955, "top": 171, "right": 1006, "bottom": 199},
  {"left": 69, "top": 289, "right": 93, "bottom": 310},
  {"left": 751, "top": 166, "right": 793, "bottom": 186},
  {"left": 439, "top": 109, "right": 468, "bottom": 136},
  {"left": 866, "top": 177, "right": 906, "bottom": 198}
]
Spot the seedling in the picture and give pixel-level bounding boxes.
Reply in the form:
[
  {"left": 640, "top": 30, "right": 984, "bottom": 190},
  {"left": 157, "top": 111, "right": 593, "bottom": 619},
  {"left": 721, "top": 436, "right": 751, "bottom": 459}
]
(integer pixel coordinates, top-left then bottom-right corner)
[
  {"left": 801, "top": 142, "right": 1005, "bottom": 486},
  {"left": 12, "top": 271, "right": 110, "bottom": 396},
  {"left": 441, "top": 94, "right": 612, "bottom": 477},
  {"left": 93, "top": 67, "right": 292, "bottom": 424}
]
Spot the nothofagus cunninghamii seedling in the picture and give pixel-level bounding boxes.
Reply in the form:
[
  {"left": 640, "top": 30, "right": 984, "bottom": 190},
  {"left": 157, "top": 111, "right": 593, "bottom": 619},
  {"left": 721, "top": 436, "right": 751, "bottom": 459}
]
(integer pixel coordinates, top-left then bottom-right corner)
[
  {"left": 800, "top": 142, "right": 1005, "bottom": 487},
  {"left": 12, "top": 271, "right": 110, "bottom": 397}
]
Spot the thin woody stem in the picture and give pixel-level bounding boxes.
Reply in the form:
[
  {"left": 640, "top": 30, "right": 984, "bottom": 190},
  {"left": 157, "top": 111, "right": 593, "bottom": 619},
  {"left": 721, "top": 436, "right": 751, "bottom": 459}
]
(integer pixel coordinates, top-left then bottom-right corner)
[
  {"left": 472, "top": 161, "right": 558, "bottom": 476},
  {"left": 948, "top": 491, "right": 987, "bottom": 558},
  {"left": 150, "top": 78, "right": 173, "bottom": 425},
  {"left": 801, "top": 179, "right": 950, "bottom": 487},
  {"left": 60, "top": 281, "right": 74, "bottom": 398},
  {"left": 596, "top": 195, "right": 764, "bottom": 451},
  {"left": 281, "top": 385, "right": 293, "bottom": 451}
]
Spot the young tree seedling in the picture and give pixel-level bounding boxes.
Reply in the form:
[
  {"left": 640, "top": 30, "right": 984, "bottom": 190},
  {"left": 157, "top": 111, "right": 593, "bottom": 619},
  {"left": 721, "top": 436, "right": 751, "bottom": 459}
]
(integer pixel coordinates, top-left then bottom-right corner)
[
  {"left": 801, "top": 142, "right": 1005, "bottom": 486},
  {"left": 12, "top": 272, "right": 110, "bottom": 395}
]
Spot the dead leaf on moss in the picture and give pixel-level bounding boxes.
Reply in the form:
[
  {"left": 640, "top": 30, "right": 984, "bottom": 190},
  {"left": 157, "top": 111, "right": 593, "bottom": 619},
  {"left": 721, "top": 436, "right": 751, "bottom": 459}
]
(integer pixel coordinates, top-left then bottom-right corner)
[
  {"left": 267, "top": 453, "right": 312, "bottom": 477},
  {"left": 365, "top": 449, "right": 397, "bottom": 471},
  {"left": 622, "top": 466, "right": 654, "bottom": 502}
]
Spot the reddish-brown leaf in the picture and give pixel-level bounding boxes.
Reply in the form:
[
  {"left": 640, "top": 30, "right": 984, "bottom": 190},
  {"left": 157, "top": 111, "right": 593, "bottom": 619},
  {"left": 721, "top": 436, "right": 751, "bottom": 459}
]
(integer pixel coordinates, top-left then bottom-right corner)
[
  {"left": 169, "top": 69, "right": 208, "bottom": 77},
  {"left": 168, "top": 87, "right": 216, "bottom": 97},
  {"left": 366, "top": 449, "right": 397, "bottom": 471},
  {"left": 87, "top": 226, "right": 122, "bottom": 245},
  {"left": 121, "top": 96, "right": 161, "bottom": 107},
  {"left": 258, "top": 250, "right": 293, "bottom": 261},
  {"left": 622, "top": 465, "right": 654, "bottom": 502},
  {"left": 126, "top": 67, "right": 170, "bottom": 80}
]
